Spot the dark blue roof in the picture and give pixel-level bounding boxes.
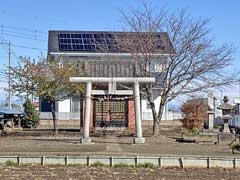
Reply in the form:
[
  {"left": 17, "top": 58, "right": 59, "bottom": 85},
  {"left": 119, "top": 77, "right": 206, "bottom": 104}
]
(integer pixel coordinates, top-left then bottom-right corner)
[{"left": 0, "top": 109, "right": 25, "bottom": 115}]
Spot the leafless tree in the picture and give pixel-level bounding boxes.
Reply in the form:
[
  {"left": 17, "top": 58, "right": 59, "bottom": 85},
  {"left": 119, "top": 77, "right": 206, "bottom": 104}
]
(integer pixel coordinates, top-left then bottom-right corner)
[{"left": 117, "top": 3, "right": 237, "bottom": 136}]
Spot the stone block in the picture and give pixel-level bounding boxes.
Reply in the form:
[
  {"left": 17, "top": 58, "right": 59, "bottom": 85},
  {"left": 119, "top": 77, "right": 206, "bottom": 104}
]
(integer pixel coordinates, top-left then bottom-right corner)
[
  {"left": 80, "top": 137, "right": 92, "bottom": 144},
  {"left": 182, "top": 133, "right": 219, "bottom": 144},
  {"left": 133, "top": 137, "right": 145, "bottom": 144}
]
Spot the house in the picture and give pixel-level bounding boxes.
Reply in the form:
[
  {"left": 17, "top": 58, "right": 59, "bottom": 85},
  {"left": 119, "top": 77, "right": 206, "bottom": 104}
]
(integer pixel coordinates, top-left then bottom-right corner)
[{"left": 40, "top": 30, "right": 174, "bottom": 132}]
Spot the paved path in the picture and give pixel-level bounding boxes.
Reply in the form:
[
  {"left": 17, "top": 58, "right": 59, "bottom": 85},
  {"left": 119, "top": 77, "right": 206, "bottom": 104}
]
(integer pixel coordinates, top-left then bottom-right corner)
[{"left": 105, "top": 135, "right": 123, "bottom": 152}]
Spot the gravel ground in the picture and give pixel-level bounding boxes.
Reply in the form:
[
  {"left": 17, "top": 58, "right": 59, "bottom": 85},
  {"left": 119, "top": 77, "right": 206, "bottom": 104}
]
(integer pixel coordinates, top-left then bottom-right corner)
[
  {"left": 0, "top": 129, "right": 239, "bottom": 157},
  {"left": 0, "top": 165, "right": 240, "bottom": 180}
]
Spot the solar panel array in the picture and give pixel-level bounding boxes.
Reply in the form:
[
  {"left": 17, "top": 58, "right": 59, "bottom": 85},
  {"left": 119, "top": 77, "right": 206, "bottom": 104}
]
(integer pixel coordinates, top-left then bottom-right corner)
[{"left": 58, "top": 33, "right": 117, "bottom": 52}]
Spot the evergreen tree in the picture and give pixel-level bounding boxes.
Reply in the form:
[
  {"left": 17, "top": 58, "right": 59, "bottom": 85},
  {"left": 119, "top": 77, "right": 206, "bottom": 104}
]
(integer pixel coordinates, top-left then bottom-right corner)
[{"left": 22, "top": 98, "right": 39, "bottom": 128}]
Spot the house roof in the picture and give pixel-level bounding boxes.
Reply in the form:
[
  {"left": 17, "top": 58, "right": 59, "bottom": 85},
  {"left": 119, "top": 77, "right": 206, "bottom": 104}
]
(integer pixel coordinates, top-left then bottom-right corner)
[
  {"left": 48, "top": 30, "right": 174, "bottom": 54},
  {"left": 217, "top": 103, "right": 234, "bottom": 110},
  {"left": 0, "top": 109, "right": 25, "bottom": 115}
]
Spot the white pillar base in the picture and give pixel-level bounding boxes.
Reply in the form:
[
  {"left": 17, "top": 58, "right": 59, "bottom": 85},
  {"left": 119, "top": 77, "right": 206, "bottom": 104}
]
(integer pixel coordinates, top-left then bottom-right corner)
[
  {"left": 80, "top": 137, "right": 92, "bottom": 144},
  {"left": 133, "top": 137, "right": 145, "bottom": 144},
  {"left": 208, "top": 113, "right": 214, "bottom": 130},
  {"left": 223, "top": 123, "right": 230, "bottom": 133}
]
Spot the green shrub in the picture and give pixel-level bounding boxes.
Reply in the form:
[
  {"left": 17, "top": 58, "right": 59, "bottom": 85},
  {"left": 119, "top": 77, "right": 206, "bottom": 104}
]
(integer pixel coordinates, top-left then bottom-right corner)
[
  {"left": 91, "top": 161, "right": 105, "bottom": 167},
  {"left": 5, "top": 160, "right": 17, "bottom": 166},
  {"left": 190, "top": 127, "right": 199, "bottom": 134},
  {"left": 21, "top": 98, "right": 39, "bottom": 128},
  {"left": 231, "top": 144, "right": 240, "bottom": 154},
  {"left": 137, "top": 162, "right": 155, "bottom": 168},
  {"left": 214, "top": 125, "right": 223, "bottom": 131}
]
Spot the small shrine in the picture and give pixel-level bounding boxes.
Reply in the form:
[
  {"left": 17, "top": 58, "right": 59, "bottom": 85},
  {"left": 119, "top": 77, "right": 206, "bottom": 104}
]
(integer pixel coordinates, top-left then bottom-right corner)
[{"left": 217, "top": 96, "right": 234, "bottom": 133}]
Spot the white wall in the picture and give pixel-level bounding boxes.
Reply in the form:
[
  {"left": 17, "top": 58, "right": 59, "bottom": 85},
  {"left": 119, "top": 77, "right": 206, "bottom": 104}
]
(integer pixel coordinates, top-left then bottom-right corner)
[
  {"left": 55, "top": 96, "right": 181, "bottom": 120},
  {"left": 141, "top": 96, "right": 173, "bottom": 120},
  {"left": 57, "top": 99, "right": 71, "bottom": 112}
]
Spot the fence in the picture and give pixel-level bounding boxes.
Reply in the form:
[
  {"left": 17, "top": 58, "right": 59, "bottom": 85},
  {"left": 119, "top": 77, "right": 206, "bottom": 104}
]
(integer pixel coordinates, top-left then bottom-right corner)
[
  {"left": 230, "top": 115, "right": 240, "bottom": 130},
  {"left": 0, "top": 155, "right": 239, "bottom": 168},
  {"left": 40, "top": 111, "right": 182, "bottom": 121},
  {"left": 142, "top": 111, "right": 182, "bottom": 121},
  {"left": 40, "top": 112, "right": 80, "bottom": 120}
]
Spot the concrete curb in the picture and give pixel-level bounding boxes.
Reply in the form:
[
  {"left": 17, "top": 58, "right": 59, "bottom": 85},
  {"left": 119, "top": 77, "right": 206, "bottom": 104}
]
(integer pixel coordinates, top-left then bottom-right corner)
[{"left": 0, "top": 155, "right": 239, "bottom": 168}]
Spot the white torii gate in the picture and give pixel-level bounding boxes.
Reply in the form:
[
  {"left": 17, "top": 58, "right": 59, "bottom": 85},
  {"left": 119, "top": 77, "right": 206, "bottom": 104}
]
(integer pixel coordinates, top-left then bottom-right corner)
[{"left": 70, "top": 77, "right": 155, "bottom": 144}]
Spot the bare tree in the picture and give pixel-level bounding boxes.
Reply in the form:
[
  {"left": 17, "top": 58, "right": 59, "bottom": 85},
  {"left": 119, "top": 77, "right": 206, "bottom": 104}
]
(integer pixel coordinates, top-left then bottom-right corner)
[{"left": 117, "top": 3, "right": 237, "bottom": 136}]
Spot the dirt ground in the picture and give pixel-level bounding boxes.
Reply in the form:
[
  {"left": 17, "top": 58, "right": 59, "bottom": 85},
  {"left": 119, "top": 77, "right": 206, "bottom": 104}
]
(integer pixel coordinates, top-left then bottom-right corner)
[
  {"left": 1, "top": 129, "right": 240, "bottom": 179},
  {"left": 0, "top": 165, "right": 240, "bottom": 180},
  {"left": 0, "top": 129, "right": 239, "bottom": 157}
]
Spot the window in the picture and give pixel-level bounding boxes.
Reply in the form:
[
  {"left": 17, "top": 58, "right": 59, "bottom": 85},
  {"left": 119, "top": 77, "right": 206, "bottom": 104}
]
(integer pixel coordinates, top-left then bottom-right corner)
[
  {"left": 147, "top": 102, "right": 152, "bottom": 109},
  {"left": 71, "top": 96, "right": 80, "bottom": 113},
  {"left": 150, "top": 59, "right": 165, "bottom": 72}
]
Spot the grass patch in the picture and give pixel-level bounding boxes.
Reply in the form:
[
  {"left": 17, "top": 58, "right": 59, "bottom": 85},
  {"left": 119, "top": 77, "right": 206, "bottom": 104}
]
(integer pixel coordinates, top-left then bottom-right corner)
[
  {"left": 90, "top": 161, "right": 105, "bottom": 167},
  {"left": 67, "top": 163, "right": 85, "bottom": 167},
  {"left": 189, "top": 128, "right": 199, "bottom": 134},
  {"left": 5, "top": 160, "right": 17, "bottom": 166},
  {"left": 137, "top": 162, "right": 156, "bottom": 168},
  {"left": 113, "top": 163, "right": 134, "bottom": 168}
]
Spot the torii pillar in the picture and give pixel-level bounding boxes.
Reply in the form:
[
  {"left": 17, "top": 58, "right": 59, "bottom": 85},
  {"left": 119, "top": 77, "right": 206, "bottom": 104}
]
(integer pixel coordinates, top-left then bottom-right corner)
[
  {"left": 81, "top": 81, "right": 92, "bottom": 144},
  {"left": 133, "top": 82, "right": 145, "bottom": 143}
]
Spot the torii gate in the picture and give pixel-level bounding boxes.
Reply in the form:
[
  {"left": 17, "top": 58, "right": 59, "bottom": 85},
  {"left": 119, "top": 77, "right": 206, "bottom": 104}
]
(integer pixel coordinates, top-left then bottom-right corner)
[{"left": 70, "top": 77, "right": 155, "bottom": 144}]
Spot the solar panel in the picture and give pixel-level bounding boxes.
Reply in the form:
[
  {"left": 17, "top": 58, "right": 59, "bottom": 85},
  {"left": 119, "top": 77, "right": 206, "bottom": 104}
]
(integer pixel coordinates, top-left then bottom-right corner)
[
  {"left": 58, "top": 32, "right": 115, "bottom": 52},
  {"left": 58, "top": 32, "right": 166, "bottom": 53}
]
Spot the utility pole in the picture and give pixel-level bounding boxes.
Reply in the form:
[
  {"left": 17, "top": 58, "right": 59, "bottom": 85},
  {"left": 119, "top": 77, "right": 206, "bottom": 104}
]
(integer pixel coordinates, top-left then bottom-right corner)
[
  {"left": 239, "top": 80, "right": 240, "bottom": 99},
  {"left": 8, "top": 41, "right": 11, "bottom": 109}
]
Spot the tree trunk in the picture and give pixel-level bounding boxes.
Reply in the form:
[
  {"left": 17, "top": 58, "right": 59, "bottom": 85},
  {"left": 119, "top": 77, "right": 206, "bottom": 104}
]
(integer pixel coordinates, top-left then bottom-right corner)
[
  {"left": 145, "top": 86, "right": 166, "bottom": 136},
  {"left": 153, "top": 119, "right": 160, "bottom": 136},
  {"left": 148, "top": 97, "right": 158, "bottom": 136},
  {"left": 50, "top": 99, "right": 58, "bottom": 135},
  {"left": 153, "top": 101, "right": 165, "bottom": 136},
  {"left": 146, "top": 90, "right": 159, "bottom": 136}
]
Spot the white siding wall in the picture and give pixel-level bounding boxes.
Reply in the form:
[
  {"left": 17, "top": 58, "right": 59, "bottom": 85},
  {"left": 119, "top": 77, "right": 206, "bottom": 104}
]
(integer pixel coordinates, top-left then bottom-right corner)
[
  {"left": 141, "top": 96, "right": 182, "bottom": 121},
  {"left": 57, "top": 99, "right": 71, "bottom": 112},
  {"left": 49, "top": 96, "right": 181, "bottom": 121}
]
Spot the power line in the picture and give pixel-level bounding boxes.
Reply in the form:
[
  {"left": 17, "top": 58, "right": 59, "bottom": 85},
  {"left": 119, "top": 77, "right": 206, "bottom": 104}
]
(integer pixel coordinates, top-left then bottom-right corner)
[
  {"left": 0, "top": 32, "right": 46, "bottom": 41},
  {"left": 12, "top": 44, "right": 47, "bottom": 51},
  {"left": 2, "top": 29, "right": 47, "bottom": 38},
  {"left": 0, "top": 24, "right": 48, "bottom": 42},
  {"left": 0, "top": 42, "right": 47, "bottom": 51},
  {"left": 1, "top": 24, "right": 47, "bottom": 35}
]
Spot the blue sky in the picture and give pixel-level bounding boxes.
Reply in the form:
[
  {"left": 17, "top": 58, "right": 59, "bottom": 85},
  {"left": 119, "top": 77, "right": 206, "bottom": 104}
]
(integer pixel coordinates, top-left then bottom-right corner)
[{"left": 0, "top": 0, "right": 239, "bottom": 102}]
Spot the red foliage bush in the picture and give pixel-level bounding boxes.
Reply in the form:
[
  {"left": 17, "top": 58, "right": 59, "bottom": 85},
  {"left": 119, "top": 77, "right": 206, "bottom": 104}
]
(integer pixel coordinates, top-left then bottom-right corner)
[{"left": 181, "top": 98, "right": 207, "bottom": 130}]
